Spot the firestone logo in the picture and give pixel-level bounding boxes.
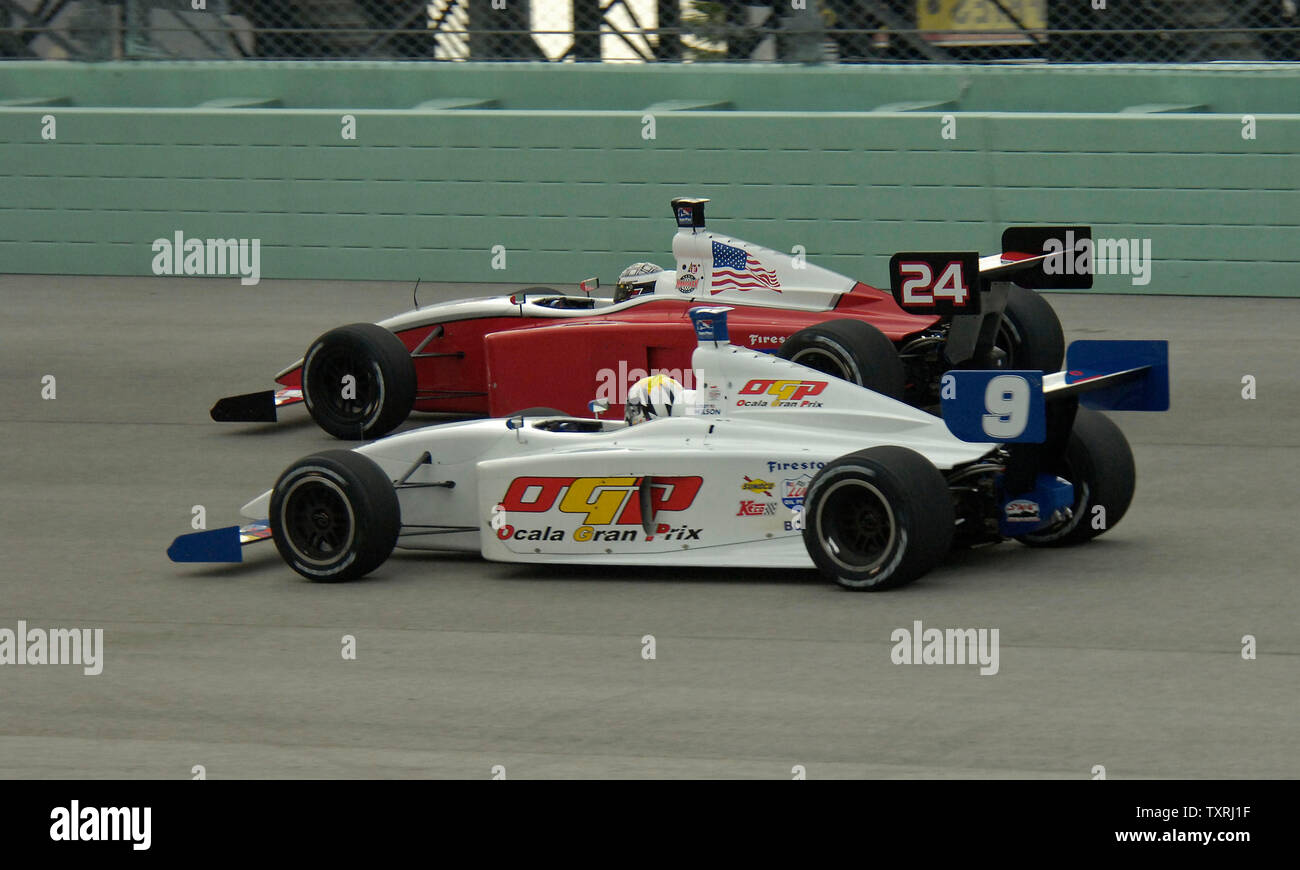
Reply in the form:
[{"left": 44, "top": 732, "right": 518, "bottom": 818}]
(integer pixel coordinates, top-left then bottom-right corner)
[{"left": 737, "top": 378, "right": 827, "bottom": 408}]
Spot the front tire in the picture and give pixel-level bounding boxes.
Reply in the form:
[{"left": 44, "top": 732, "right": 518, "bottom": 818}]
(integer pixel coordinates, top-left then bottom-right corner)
[
  {"left": 270, "top": 450, "right": 401, "bottom": 582},
  {"left": 801, "top": 446, "right": 954, "bottom": 590},
  {"left": 1018, "top": 408, "right": 1135, "bottom": 547},
  {"left": 777, "top": 320, "right": 906, "bottom": 400},
  {"left": 301, "top": 323, "right": 417, "bottom": 440}
]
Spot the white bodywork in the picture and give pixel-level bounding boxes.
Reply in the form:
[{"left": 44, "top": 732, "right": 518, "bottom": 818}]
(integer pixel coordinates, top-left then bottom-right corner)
[
  {"left": 247, "top": 334, "right": 990, "bottom": 570},
  {"left": 668, "top": 223, "right": 854, "bottom": 310}
]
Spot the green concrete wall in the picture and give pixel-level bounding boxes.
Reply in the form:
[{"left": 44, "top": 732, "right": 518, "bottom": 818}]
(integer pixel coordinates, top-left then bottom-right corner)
[{"left": 1, "top": 62, "right": 1297, "bottom": 295}]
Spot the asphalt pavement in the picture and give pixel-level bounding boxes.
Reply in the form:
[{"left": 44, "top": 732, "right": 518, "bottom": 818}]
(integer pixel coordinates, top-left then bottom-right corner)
[{"left": 1, "top": 275, "right": 1296, "bottom": 778}]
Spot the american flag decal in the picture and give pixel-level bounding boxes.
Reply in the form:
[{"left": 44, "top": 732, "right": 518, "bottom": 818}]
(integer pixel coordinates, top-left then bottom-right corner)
[{"left": 710, "top": 241, "right": 781, "bottom": 294}]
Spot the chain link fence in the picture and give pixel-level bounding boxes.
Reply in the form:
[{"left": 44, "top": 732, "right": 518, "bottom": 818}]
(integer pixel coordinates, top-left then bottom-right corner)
[{"left": 3, "top": 1, "right": 1298, "bottom": 62}]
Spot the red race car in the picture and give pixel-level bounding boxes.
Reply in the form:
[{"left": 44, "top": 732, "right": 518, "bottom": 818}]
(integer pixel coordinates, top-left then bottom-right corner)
[{"left": 212, "top": 198, "right": 1087, "bottom": 439}]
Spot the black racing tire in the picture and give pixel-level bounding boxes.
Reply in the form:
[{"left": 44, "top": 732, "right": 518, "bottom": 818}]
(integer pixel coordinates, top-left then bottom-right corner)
[
  {"left": 777, "top": 319, "right": 906, "bottom": 401},
  {"left": 301, "top": 323, "right": 417, "bottom": 440},
  {"left": 801, "top": 446, "right": 954, "bottom": 591},
  {"left": 506, "top": 407, "right": 567, "bottom": 418},
  {"left": 270, "top": 450, "right": 401, "bottom": 582},
  {"left": 1017, "top": 408, "right": 1135, "bottom": 548},
  {"left": 996, "top": 286, "right": 1065, "bottom": 372}
]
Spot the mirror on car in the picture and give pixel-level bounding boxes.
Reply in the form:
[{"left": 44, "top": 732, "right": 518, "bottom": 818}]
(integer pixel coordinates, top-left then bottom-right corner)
[{"left": 588, "top": 398, "right": 609, "bottom": 418}]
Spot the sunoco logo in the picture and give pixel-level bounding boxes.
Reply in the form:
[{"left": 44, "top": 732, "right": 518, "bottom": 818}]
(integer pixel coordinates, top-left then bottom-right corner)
[{"left": 737, "top": 379, "right": 827, "bottom": 408}]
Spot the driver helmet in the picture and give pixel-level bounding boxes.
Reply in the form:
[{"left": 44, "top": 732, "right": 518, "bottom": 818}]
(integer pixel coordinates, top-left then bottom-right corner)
[
  {"left": 615, "top": 262, "right": 671, "bottom": 304},
  {"left": 625, "top": 374, "right": 686, "bottom": 426}
]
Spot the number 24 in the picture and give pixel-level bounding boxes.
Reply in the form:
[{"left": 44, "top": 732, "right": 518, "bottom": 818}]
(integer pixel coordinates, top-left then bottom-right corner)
[{"left": 899, "top": 261, "right": 970, "bottom": 306}]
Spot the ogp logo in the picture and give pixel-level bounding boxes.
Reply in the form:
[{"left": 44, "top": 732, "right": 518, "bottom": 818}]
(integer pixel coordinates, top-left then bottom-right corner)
[
  {"left": 739, "top": 379, "right": 828, "bottom": 403},
  {"left": 499, "top": 476, "right": 703, "bottom": 527}
]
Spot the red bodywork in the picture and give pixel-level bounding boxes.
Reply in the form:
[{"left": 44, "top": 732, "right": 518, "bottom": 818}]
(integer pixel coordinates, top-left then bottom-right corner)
[{"left": 276, "top": 283, "right": 938, "bottom": 419}]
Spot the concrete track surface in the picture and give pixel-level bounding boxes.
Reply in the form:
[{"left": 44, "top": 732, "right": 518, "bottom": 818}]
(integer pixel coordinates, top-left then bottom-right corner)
[{"left": 1, "top": 275, "right": 1296, "bottom": 779}]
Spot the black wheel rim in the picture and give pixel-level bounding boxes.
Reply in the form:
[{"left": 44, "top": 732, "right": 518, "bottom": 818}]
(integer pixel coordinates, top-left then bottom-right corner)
[
  {"left": 281, "top": 476, "right": 356, "bottom": 565},
  {"left": 993, "top": 317, "right": 1022, "bottom": 368},
  {"left": 310, "top": 345, "right": 382, "bottom": 423},
  {"left": 816, "top": 479, "right": 896, "bottom": 572}
]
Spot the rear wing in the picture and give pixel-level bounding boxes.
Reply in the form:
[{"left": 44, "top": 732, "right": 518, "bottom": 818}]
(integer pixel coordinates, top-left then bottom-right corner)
[
  {"left": 888, "top": 225, "right": 1094, "bottom": 318},
  {"left": 1049, "top": 339, "right": 1170, "bottom": 411},
  {"left": 889, "top": 226, "right": 1094, "bottom": 368},
  {"left": 940, "top": 339, "right": 1169, "bottom": 444},
  {"left": 941, "top": 339, "right": 1167, "bottom": 509}
]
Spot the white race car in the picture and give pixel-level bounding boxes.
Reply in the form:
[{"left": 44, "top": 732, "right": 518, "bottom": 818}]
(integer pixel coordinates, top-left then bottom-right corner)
[{"left": 170, "top": 307, "right": 1168, "bottom": 591}]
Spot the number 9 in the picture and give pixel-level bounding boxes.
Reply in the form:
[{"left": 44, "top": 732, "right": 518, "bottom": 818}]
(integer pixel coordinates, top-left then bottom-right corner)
[{"left": 983, "top": 375, "right": 1029, "bottom": 439}]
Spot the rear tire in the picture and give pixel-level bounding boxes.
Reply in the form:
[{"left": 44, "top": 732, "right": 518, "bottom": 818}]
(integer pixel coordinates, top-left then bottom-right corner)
[
  {"left": 777, "top": 320, "right": 906, "bottom": 401},
  {"left": 997, "top": 286, "right": 1064, "bottom": 371},
  {"left": 801, "top": 446, "right": 954, "bottom": 590},
  {"left": 1018, "top": 408, "right": 1135, "bottom": 547},
  {"left": 270, "top": 450, "right": 400, "bottom": 582},
  {"left": 302, "top": 323, "right": 417, "bottom": 440}
]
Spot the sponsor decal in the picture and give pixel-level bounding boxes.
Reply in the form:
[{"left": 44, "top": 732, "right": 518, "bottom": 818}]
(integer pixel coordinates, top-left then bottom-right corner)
[
  {"left": 692, "top": 315, "right": 718, "bottom": 340},
  {"left": 737, "top": 500, "right": 778, "bottom": 517},
  {"left": 709, "top": 241, "right": 782, "bottom": 294},
  {"left": 676, "top": 272, "right": 699, "bottom": 294},
  {"left": 782, "top": 474, "right": 810, "bottom": 509},
  {"left": 766, "top": 459, "right": 826, "bottom": 473},
  {"left": 741, "top": 476, "right": 774, "bottom": 497},
  {"left": 496, "top": 475, "right": 704, "bottom": 543},
  {"left": 736, "top": 378, "right": 827, "bottom": 408},
  {"left": 497, "top": 526, "right": 566, "bottom": 542},
  {"left": 676, "top": 206, "right": 693, "bottom": 226},
  {"left": 747, "top": 334, "right": 788, "bottom": 346},
  {"left": 239, "top": 520, "right": 273, "bottom": 544},
  {"left": 1004, "top": 499, "right": 1040, "bottom": 522},
  {"left": 498, "top": 523, "right": 701, "bottom": 543}
]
